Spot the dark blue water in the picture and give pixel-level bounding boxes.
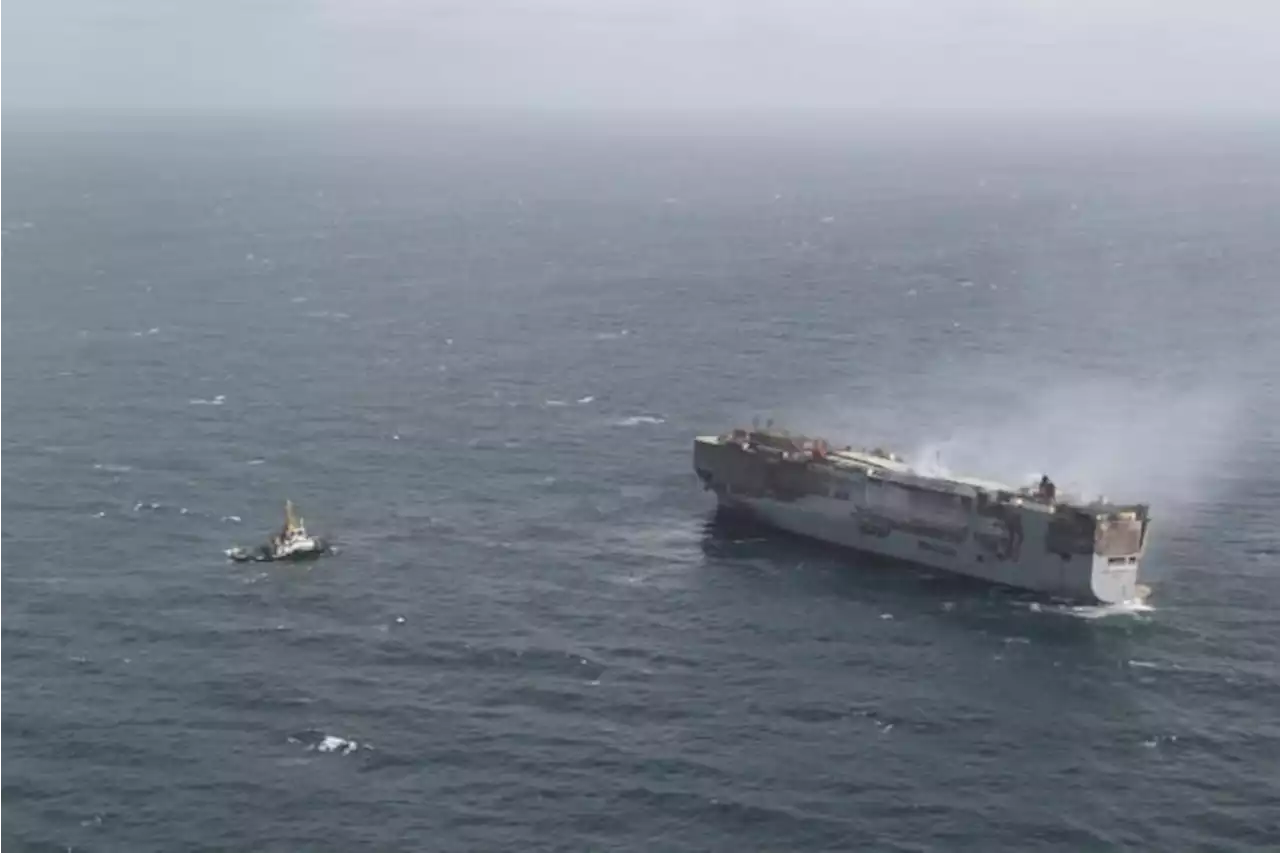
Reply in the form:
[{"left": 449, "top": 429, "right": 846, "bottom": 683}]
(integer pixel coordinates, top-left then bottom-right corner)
[{"left": 5, "top": 115, "right": 1279, "bottom": 852}]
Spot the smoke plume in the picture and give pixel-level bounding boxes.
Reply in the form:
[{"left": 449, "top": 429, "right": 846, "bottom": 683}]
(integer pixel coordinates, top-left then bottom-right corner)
[{"left": 775, "top": 370, "right": 1247, "bottom": 523}]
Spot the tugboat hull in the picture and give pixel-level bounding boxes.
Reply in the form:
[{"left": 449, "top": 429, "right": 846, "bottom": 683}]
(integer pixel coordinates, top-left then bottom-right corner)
[{"left": 226, "top": 539, "right": 330, "bottom": 563}]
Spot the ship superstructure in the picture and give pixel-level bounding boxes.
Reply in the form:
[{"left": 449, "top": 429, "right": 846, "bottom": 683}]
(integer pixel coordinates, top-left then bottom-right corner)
[{"left": 693, "top": 426, "right": 1151, "bottom": 603}]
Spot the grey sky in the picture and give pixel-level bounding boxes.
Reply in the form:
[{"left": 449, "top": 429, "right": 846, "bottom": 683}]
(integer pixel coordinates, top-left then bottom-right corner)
[{"left": 4, "top": 0, "right": 1279, "bottom": 114}]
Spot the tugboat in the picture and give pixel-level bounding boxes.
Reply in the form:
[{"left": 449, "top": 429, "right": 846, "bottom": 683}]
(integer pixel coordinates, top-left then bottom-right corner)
[{"left": 226, "top": 500, "right": 330, "bottom": 563}]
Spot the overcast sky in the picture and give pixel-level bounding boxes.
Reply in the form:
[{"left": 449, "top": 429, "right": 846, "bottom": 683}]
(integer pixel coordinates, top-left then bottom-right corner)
[{"left": 4, "top": 0, "right": 1279, "bottom": 114}]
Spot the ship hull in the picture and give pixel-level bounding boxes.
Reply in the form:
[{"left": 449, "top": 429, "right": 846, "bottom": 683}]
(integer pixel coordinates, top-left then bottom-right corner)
[
  {"left": 226, "top": 537, "right": 329, "bottom": 563},
  {"left": 694, "top": 435, "right": 1148, "bottom": 605}
]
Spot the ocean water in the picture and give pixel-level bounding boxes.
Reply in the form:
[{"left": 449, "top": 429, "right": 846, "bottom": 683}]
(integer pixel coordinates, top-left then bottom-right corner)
[{"left": 4, "top": 114, "right": 1279, "bottom": 852}]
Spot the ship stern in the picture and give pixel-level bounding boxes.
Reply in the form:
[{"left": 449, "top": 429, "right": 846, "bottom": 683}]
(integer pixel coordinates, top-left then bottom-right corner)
[
  {"left": 1085, "top": 511, "right": 1152, "bottom": 604},
  {"left": 1088, "top": 554, "right": 1144, "bottom": 604},
  {"left": 1046, "top": 503, "right": 1151, "bottom": 604}
]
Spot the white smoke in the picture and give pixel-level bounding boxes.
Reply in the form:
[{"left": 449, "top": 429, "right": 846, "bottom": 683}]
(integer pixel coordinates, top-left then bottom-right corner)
[
  {"left": 916, "top": 381, "right": 1239, "bottom": 499},
  {"left": 774, "top": 369, "right": 1248, "bottom": 523}
]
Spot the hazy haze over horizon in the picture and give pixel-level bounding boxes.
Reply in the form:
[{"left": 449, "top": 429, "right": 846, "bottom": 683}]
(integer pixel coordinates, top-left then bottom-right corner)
[{"left": 4, "top": 0, "right": 1280, "bottom": 116}]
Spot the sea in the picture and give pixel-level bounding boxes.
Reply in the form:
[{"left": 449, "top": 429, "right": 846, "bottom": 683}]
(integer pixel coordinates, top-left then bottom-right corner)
[{"left": 4, "top": 112, "right": 1279, "bottom": 852}]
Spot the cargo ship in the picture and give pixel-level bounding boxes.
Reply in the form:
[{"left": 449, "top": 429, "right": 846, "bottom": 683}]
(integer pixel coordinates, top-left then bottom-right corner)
[{"left": 693, "top": 425, "right": 1151, "bottom": 604}]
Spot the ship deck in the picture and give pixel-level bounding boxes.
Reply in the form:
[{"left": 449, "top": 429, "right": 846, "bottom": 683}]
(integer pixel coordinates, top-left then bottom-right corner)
[
  {"left": 698, "top": 434, "right": 1021, "bottom": 497},
  {"left": 824, "top": 448, "right": 1030, "bottom": 499},
  {"left": 695, "top": 433, "right": 1144, "bottom": 514}
]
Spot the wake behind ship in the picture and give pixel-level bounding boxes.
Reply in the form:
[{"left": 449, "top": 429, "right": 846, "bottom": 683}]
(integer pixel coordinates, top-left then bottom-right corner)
[{"left": 693, "top": 425, "right": 1152, "bottom": 604}]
